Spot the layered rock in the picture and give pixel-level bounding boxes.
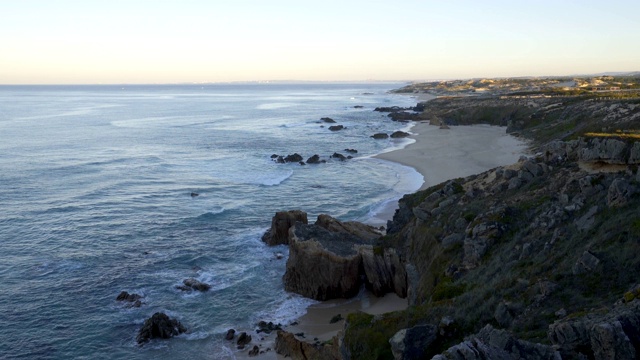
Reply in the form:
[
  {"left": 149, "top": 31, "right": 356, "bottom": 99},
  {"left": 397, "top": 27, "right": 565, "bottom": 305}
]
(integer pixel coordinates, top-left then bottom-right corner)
[
  {"left": 262, "top": 210, "right": 308, "bottom": 246},
  {"left": 432, "top": 325, "right": 560, "bottom": 360},
  {"left": 549, "top": 300, "right": 640, "bottom": 359},
  {"left": 360, "top": 246, "right": 407, "bottom": 297},
  {"left": 389, "top": 324, "right": 438, "bottom": 360},
  {"left": 283, "top": 223, "right": 365, "bottom": 300}
]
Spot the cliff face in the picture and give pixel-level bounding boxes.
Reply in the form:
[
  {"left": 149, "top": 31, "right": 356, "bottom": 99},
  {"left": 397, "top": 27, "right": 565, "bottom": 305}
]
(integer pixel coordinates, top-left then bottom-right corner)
[{"left": 342, "top": 135, "right": 640, "bottom": 359}]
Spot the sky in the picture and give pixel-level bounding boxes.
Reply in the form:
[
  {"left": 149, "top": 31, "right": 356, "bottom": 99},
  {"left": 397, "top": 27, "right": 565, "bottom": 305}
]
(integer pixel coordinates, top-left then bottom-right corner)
[{"left": 1, "top": 0, "right": 639, "bottom": 84}]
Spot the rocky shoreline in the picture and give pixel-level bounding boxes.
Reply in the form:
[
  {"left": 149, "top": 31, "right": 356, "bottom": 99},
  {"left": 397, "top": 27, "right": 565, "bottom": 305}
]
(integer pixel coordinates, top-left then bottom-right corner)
[
  {"left": 252, "top": 85, "right": 640, "bottom": 359},
  {"left": 126, "top": 81, "right": 640, "bottom": 359}
]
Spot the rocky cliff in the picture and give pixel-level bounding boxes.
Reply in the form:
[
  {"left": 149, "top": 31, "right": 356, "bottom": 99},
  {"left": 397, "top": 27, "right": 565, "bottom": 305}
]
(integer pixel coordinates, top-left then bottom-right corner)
[{"left": 266, "top": 92, "right": 640, "bottom": 359}]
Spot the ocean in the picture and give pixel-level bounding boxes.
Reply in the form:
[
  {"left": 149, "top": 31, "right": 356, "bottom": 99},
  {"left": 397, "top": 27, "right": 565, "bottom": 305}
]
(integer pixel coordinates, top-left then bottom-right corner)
[{"left": 0, "top": 83, "right": 422, "bottom": 359}]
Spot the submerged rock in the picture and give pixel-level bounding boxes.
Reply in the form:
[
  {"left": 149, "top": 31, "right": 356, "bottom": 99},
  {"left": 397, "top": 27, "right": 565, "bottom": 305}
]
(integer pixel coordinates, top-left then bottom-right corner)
[
  {"left": 371, "top": 133, "right": 389, "bottom": 139},
  {"left": 328, "top": 125, "right": 344, "bottom": 131},
  {"left": 176, "top": 278, "right": 211, "bottom": 292}
]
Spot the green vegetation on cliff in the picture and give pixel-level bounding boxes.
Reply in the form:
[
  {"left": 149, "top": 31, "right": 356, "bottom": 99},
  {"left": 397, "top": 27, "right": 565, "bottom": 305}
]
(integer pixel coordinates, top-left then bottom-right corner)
[{"left": 341, "top": 78, "right": 640, "bottom": 359}]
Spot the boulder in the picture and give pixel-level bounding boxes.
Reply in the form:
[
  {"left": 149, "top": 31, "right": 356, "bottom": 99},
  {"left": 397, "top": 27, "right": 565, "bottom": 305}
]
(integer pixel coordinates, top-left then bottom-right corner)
[
  {"left": 371, "top": 133, "right": 389, "bottom": 139},
  {"left": 116, "top": 291, "right": 142, "bottom": 302},
  {"left": 248, "top": 345, "right": 260, "bottom": 357},
  {"left": 262, "top": 210, "right": 309, "bottom": 246},
  {"left": 237, "top": 332, "right": 252, "bottom": 348},
  {"left": 390, "top": 131, "right": 410, "bottom": 138},
  {"left": 320, "top": 117, "right": 336, "bottom": 123},
  {"left": 389, "top": 324, "right": 438, "bottom": 360},
  {"left": 328, "top": 125, "right": 344, "bottom": 131},
  {"left": 306, "top": 154, "right": 322, "bottom": 164},
  {"left": 284, "top": 153, "right": 304, "bottom": 163},
  {"left": 225, "top": 329, "right": 236, "bottom": 340},
  {"left": 177, "top": 278, "right": 211, "bottom": 292},
  {"left": 344, "top": 148, "right": 358, "bottom": 153},
  {"left": 572, "top": 250, "right": 601, "bottom": 275},
  {"left": 257, "top": 321, "right": 282, "bottom": 334},
  {"left": 275, "top": 330, "right": 341, "bottom": 360},
  {"left": 330, "top": 152, "right": 347, "bottom": 161},
  {"left": 136, "top": 312, "right": 187, "bottom": 344},
  {"left": 607, "top": 178, "right": 636, "bottom": 208}
]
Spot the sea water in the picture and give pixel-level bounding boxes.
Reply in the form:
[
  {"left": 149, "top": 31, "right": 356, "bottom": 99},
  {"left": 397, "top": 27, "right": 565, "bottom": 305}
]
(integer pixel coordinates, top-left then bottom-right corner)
[{"left": 0, "top": 83, "right": 423, "bottom": 359}]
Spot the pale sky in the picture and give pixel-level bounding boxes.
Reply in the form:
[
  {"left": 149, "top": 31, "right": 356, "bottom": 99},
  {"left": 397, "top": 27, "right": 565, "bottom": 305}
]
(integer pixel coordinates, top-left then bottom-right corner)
[{"left": 1, "top": 0, "right": 639, "bottom": 84}]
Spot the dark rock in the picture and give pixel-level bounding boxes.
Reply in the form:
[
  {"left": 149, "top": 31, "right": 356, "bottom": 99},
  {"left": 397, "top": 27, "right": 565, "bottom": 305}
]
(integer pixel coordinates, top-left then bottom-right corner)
[
  {"left": 549, "top": 300, "right": 640, "bottom": 359},
  {"left": 257, "top": 321, "right": 282, "bottom": 334},
  {"left": 315, "top": 214, "right": 381, "bottom": 241},
  {"left": 116, "top": 291, "right": 142, "bottom": 303},
  {"left": 306, "top": 154, "right": 322, "bottom": 164},
  {"left": 190, "top": 192, "right": 199, "bottom": 197},
  {"left": 299, "top": 161, "right": 306, "bottom": 165},
  {"left": 284, "top": 153, "right": 304, "bottom": 163},
  {"left": 390, "top": 131, "right": 410, "bottom": 138},
  {"left": 261, "top": 210, "right": 309, "bottom": 246},
  {"left": 225, "top": 329, "right": 236, "bottom": 340},
  {"left": 328, "top": 125, "right": 344, "bottom": 131},
  {"left": 371, "top": 133, "right": 389, "bottom": 139},
  {"left": 248, "top": 345, "right": 260, "bottom": 357},
  {"left": 320, "top": 117, "right": 336, "bottom": 123},
  {"left": 390, "top": 324, "right": 438, "bottom": 360},
  {"left": 344, "top": 148, "right": 358, "bottom": 153},
  {"left": 607, "top": 178, "right": 636, "bottom": 208},
  {"left": 433, "top": 324, "right": 560, "bottom": 360},
  {"left": 270, "top": 154, "right": 279, "bottom": 159},
  {"left": 136, "top": 312, "right": 187, "bottom": 344},
  {"left": 374, "top": 106, "right": 406, "bottom": 112},
  {"left": 572, "top": 250, "right": 600, "bottom": 275},
  {"left": 179, "top": 278, "right": 211, "bottom": 292},
  {"left": 353, "top": 105, "right": 364, "bottom": 108},
  {"left": 237, "top": 332, "right": 252, "bottom": 347},
  {"left": 329, "top": 314, "right": 343, "bottom": 324},
  {"left": 330, "top": 152, "right": 346, "bottom": 161}
]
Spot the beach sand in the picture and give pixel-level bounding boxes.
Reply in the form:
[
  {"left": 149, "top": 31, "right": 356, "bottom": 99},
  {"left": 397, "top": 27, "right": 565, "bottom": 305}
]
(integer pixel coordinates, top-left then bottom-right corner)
[
  {"left": 242, "top": 121, "right": 528, "bottom": 359},
  {"left": 376, "top": 121, "right": 529, "bottom": 191}
]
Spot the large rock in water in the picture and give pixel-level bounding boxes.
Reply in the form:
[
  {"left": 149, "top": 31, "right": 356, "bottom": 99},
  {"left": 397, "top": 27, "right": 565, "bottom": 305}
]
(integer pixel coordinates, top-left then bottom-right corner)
[
  {"left": 137, "top": 312, "right": 187, "bottom": 344},
  {"left": 262, "top": 210, "right": 309, "bottom": 246}
]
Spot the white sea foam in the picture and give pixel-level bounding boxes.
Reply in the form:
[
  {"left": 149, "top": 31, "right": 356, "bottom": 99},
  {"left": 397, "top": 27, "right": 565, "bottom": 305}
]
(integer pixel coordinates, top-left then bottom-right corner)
[
  {"left": 253, "top": 294, "right": 318, "bottom": 326},
  {"left": 256, "top": 103, "right": 296, "bottom": 110}
]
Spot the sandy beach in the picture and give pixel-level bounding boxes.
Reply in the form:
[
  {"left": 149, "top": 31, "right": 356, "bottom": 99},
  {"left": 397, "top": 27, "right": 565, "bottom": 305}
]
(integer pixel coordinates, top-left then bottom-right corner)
[{"left": 376, "top": 121, "right": 529, "bottom": 190}]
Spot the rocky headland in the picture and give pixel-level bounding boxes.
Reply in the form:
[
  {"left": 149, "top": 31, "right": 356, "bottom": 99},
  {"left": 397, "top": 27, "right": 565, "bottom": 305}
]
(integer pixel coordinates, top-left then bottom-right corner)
[{"left": 264, "top": 77, "right": 640, "bottom": 360}]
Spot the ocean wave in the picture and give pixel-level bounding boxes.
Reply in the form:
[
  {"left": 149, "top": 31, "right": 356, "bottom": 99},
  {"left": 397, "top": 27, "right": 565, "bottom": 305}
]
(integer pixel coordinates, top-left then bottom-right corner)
[
  {"left": 195, "top": 207, "right": 226, "bottom": 219},
  {"left": 253, "top": 294, "right": 318, "bottom": 326}
]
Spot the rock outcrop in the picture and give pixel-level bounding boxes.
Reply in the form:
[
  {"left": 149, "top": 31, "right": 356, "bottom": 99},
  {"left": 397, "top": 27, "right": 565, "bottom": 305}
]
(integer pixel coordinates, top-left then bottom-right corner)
[
  {"left": 176, "top": 278, "right": 211, "bottom": 292},
  {"left": 549, "top": 300, "right": 640, "bottom": 359},
  {"left": 278, "top": 213, "right": 410, "bottom": 300},
  {"left": 283, "top": 222, "right": 365, "bottom": 300},
  {"left": 432, "top": 325, "right": 560, "bottom": 360},
  {"left": 371, "top": 133, "right": 389, "bottom": 139},
  {"left": 137, "top": 312, "right": 187, "bottom": 344},
  {"left": 262, "top": 210, "right": 308, "bottom": 246}
]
